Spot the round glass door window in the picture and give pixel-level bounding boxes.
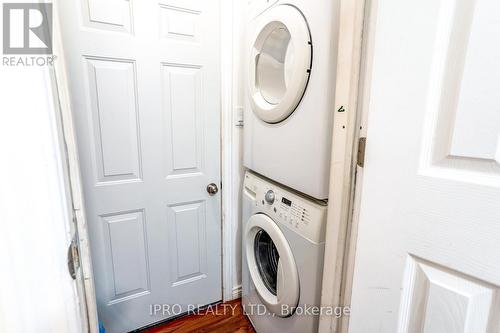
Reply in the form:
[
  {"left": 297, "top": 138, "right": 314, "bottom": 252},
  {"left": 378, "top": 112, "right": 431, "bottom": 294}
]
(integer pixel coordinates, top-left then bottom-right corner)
[
  {"left": 256, "top": 24, "right": 292, "bottom": 105},
  {"left": 245, "top": 214, "right": 300, "bottom": 317},
  {"left": 254, "top": 229, "right": 280, "bottom": 295},
  {"left": 249, "top": 5, "right": 311, "bottom": 123}
]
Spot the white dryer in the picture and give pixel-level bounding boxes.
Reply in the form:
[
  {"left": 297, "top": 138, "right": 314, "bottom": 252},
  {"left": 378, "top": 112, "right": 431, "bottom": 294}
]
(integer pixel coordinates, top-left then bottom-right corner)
[
  {"left": 242, "top": 171, "right": 327, "bottom": 332},
  {"left": 246, "top": 0, "right": 279, "bottom": 18},
  {"left": 243, "top": 0, "right": 340, "bottom": 200}
]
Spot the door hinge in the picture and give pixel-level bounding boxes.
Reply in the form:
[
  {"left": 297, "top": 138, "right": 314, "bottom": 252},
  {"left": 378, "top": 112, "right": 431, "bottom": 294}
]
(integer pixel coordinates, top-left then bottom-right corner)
[
  {"left": 357, "top": 137, "right": 367, "bottom": 167},
  {"left": 67, "top": 235, "right": 80, "bottom": 280}
]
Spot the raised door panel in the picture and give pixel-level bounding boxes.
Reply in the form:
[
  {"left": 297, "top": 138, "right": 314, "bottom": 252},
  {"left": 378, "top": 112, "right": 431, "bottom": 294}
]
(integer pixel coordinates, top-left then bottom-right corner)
[
  {"left": 399, "top": 257, "right": 500, "bottom": 333},
  {"left": 166, "top": 201, "right": 208, "bottom": 287},
  {"left": 101, "top": 210, "right": 150, "bottom": 304},
  {"left": 161, "top": 63, "right": 204, "bottom": 178},
  {"left": 82, "top": 0, "right": 133, "bottom": 33},
  {"left": 159, "top": 3, "right": 202, "bottom": 42},
  {"left": 84, "top": 57, "right": 142, "bottom": 185},
  {"left": 449, "top": 0, "right": 500, "bottom": 162},
  {"left": 420, "top": 0, "right": 500, "bottom": 185}
]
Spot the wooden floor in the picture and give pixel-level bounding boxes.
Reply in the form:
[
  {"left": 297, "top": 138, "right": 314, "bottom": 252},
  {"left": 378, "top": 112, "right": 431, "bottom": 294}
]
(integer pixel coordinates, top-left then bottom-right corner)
[{"left": 140, "top": 299, "right": 255, "bottom": 333}]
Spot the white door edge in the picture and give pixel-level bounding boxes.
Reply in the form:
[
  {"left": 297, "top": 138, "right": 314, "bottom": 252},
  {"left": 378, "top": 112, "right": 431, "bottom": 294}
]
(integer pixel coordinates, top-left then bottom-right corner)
[
  {"left": 318, "top": 0, "right": 368, "bottom": 332},
  {"left": 335, "top": 1, "right": 375, "bottom": 332}
]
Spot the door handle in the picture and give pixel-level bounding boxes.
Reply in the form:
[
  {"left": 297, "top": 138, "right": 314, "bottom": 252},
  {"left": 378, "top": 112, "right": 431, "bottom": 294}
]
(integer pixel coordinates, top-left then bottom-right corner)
[{"left": 207, "top": 183, "right": 219, "bottom": 196}]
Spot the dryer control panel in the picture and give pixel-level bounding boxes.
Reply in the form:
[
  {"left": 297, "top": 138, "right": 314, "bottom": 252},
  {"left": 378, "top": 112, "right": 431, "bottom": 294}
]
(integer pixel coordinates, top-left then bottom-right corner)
[{"left": 243, "top": 171, "right": 327, "bottom": 244}]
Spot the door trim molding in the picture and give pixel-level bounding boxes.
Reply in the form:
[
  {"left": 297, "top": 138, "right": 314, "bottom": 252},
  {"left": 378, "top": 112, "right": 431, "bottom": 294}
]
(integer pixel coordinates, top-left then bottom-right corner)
[
  {"left": 52, "top": 2, "right": 99, "bottom": 332},
  {"left": 220, "top": 0, "right": 234, "bottom": 302},
  {"left": 318, "top": 0, "right": 368, "bottom": 332},
  {"left": 220, "top": 0, "right": 242, "bottom": 302},
  {"left": 336, "top": 1, "right": 378, "bottom": 332}
]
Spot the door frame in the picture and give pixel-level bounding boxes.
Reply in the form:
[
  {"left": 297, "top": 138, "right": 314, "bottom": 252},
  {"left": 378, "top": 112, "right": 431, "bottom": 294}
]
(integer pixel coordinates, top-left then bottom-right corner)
[
  {"left": 220, "top": 0, "right": 243, "bottom": 302},
  {"left": 52, "top": 0, "right": 238, "bottom": 331},
  {"left": 318, "top": 0, "right": 370, "bottom": 332},
  {"left": 51, "top": 2, "right": 99, "bottom": 331}
]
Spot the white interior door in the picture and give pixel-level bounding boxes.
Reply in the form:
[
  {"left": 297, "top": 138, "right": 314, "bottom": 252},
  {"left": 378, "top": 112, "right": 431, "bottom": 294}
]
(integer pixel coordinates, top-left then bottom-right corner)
[
  {"left": 57, "top": 1, "right": 222, "bottom": 332},
  {"left": 349, "top": 0, "right": 500, "bottom": 332}
]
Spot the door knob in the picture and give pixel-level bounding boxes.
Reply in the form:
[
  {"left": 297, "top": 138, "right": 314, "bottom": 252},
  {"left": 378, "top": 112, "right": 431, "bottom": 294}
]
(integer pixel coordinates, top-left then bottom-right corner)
[{"left": 207, "top": 183, "right": 219, "bottom": 196}]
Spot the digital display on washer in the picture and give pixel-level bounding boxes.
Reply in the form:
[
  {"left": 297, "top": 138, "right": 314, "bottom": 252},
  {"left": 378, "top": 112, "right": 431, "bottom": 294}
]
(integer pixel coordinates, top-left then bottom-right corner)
[{"left": 281, "top": 197, "right": 292, "bottom": 206}]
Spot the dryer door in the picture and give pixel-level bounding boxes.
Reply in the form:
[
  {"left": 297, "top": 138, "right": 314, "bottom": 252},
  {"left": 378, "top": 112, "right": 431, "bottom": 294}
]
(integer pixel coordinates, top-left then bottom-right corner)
[
  {"left": 245, "top": 213, "right": 299, "bottom": 317},
  {"left": 248, "top": 5, "right": 311, "bottom": 123}
]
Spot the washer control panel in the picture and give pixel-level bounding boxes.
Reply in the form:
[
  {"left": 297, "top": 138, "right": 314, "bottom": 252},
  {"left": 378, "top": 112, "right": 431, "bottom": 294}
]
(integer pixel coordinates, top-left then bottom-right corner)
[{"left": 244, "top": 171, "right": 327, "bottom": 243}]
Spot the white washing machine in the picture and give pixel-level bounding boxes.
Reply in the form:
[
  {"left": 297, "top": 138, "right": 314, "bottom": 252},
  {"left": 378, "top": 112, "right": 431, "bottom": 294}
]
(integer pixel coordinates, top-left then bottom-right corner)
[
  {"left": 243, "top": 0, "right": 340, "bottom": 200},
  {"left": 242, "top": 171, "right": 327, "bottom": 332}
]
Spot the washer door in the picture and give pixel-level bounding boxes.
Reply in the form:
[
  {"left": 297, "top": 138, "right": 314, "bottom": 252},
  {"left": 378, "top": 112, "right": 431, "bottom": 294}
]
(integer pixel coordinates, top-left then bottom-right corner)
[
  {"left": 245, "top": 213, "right": 300, "bottom": 317},
  {"left": 248, "top": 5, "right": 311, "bottom": 123}
]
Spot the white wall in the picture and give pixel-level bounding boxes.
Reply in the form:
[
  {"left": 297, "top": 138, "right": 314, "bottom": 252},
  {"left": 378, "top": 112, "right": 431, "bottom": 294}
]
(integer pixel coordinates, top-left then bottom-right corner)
[
  {"left": 227, "top": 0, "right": 262, "bottom": 299},
  {"left": 0, "top": 65, "right": 83, "bottom": 332},
  {"left": 221, "top": 0, "right": 246, "bottom": 300},
  {"left": 230, "top": 6, "right": 245, "bottom": 297}
]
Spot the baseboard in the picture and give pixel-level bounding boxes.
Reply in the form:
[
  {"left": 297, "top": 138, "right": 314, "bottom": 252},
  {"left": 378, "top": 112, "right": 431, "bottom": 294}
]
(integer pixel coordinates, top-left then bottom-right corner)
[{"left": 232, "top": 285, "right": 242, "bottom": 300}]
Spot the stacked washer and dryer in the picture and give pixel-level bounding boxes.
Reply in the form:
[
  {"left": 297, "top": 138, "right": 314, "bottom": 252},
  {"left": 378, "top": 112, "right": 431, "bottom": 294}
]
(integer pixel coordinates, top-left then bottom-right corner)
[{"left": 242, "top": 0, "right": 340, "bottom": 332}]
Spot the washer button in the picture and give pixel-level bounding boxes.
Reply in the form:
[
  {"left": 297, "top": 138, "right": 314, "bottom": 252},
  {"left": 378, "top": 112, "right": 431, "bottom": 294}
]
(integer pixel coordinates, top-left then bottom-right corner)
[{"left": 265, "top": 190, "right": 275, "bottom": 204}]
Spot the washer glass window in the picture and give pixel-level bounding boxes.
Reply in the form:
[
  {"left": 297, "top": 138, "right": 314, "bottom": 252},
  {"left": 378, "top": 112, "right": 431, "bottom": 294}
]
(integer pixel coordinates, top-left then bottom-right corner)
[
  {"left": 254, "top": 229, "right": 280, "bottom": 295},
  {"left": 245, "top": 213, "right": 300, "bottom": 316}
]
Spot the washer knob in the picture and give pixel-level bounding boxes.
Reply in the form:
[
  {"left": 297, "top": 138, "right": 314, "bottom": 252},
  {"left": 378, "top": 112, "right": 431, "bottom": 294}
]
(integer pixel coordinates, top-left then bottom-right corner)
[{"left": 265, "top": 190, "right": 275, "bottom": 204}]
